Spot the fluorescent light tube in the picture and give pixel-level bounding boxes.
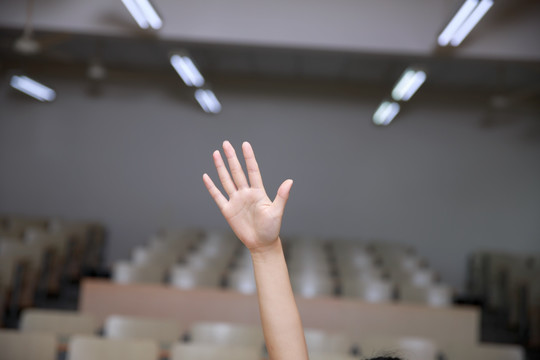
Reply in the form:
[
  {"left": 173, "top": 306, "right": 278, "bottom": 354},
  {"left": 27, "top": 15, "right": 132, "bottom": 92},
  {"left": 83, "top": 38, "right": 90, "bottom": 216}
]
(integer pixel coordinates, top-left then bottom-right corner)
[
  {"left": 438, "top": 0, "right": 478, "bottom": 46},
  {"left": 134, "top": 0, "right": 162, "bottom": 29},
  {"left": 401, "top": 70, "right": 426, "bottom": 101},
  {"left": 195, "top": 89, "right": 222, "bottom": 114},
  {"left": 170, "top": 54, "right": 205, "bottom": 87},
  {"left": 121, "top": 0, "right": 162, "bottom": 30},
  {"left": 122, "top": 0, "right": 149, "bottom": 29},
  {"left": 450, "top": 0, "right": 493, "bottom": 46},
  {"left": 392, "top": 69, "right": 415, "bottom": 101},
  {"left": 10, "top": 75, "right": 56, "bottom": 102},
  {"left": 373, "top": 101, "right": 399, "bottom": 126},
  {"left": 392, "top": 69, "right": 426, "bottom": 101}
]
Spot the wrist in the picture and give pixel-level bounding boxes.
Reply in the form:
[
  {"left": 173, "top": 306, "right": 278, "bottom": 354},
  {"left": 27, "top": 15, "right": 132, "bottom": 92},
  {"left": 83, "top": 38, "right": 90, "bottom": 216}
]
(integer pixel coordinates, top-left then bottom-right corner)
[{"left": 249, "top": 237, "right": 283, "bottom": 260}]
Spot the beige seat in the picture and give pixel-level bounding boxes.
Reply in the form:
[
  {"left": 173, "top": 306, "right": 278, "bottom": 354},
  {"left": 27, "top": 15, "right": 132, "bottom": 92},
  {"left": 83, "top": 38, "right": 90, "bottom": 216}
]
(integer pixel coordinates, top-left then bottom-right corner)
[
  {"left": 0, "top": 329, "right": 57, "bottom": 360},
  {"left": 104, "top": 314, "right": 183, "bottom": 344},
  {"left": 0, "top": 236, "right": 23, "bottom": 243},
  {"left": 0, "top": 254, "right": 17, "bottom": 290},
  {"left": 387, "top": 267, "right": 436, "bottom": 287},
  {"left": 342, "top": 278, "right": 394, "bottom": 303},
  {"left": 481, "top": 251, "right": 523, "bottom": 310},
  {"left": 148, "top": 235, "right": 192, "bottom": 258},
  {"left": 288, "top": 262, "right": 332, "bottom": 277},
  {"left": 185, "top": 251, "right": 231, "bottom": 272},
  {"left": 398, "top": 283, "right": 453, "bottom": 307},
  {"left": 189, "top": 321, "right": 264, "bottom": 348},
  {"left": 24, "top": 229, "right": 69, "bottom": 295},
  {"left": 8, "top": 216, "right": 46, "bottom": 233},
  {"left": 24, "top": 229, "right": 68, "bottom": 257},
  {"left": 169, "top": 265, "right": 222, "bottom": 289},
  {"left": 170, "top": 343, "right": 260, "bottom": 360},
  {"left": 67, "top": 335, "right": 159, "bottom": 360},
  {"left": 0, "top": 239, "right": 45, "bottom": 271},
  {"left": 112, "top": 261, "right": 166, "bottom": 284},
  {"left": 304, "top": 328, "right": 356, "bottom": 355},
  {"left": 227, "top": 269, "right": 257, "bottom": 294},
  {"left": 132, "top": 246, "right": 178, "bottom": 267},
  {"left": 358, "top": 336, "right": 439, "bottom": 360},
  {"left": 197, "top": 231, "right": 239, "bottom": 258},
  {"left": 290, "top": 274, "right": 335, "bottom": 298},
  {"left": 0, "top": 241, "right": 45, "bottom": 308},
  {"left": 0, "top": 254, "right": 18, "bottom": 315},
  {"left": 20, "top": 309, "right": 98, "bottom": 338},
  {"left": 441, "top": 342, "right": 524, "bottom": 360},
  {"left": 337, "top": 263, "right": 382, "bottom": 278},
  {"left": 309, "top": 352, "right": 359, "bottom": 360}
]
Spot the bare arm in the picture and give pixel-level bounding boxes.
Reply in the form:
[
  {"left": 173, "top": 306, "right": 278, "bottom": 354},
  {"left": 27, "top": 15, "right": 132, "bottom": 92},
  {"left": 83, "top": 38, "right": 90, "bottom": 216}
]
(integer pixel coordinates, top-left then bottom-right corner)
[{"left": 202, "top": 140, "right": 308, "bottom": 360}]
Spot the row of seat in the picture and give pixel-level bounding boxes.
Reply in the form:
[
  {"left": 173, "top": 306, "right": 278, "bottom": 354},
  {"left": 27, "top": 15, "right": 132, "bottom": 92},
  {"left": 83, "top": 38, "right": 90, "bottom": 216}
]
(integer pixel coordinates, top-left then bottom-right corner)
[
  {"left": 2, "top": 308, "right": 525, "bottom": 360},
  {"left": 467, "top": 250, "right": 540, "bottom": 347},
  {"left": 110, "top": 230, "right": 453, "bottom": 306},
  {"left": 0, "top": 214, "right": 106, "bottom": 323}
]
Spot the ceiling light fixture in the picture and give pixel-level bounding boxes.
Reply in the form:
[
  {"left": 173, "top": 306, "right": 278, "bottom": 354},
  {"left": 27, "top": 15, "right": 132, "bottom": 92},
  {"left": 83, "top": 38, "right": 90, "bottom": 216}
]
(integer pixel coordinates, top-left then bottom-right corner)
[
  {"left": 195, "top": 89, "right": 221, "bottom": 114},
  {"left": 170, "top": 53, "right": 205, "bottom": 87},
  {"left": 438, "top": 0, "right": 493, "bottom": 47},
  {"left": 373, "top": 101, "right": 399, "bottom": 126},
  {"left": 10, "top": 75, "right": 56, "bottom": 102},
  {"left": 121, "top": 0, "right": 163, "bottom": 30},
  {"left": 392, "top": 68, "right": 427, "bottom": 101}
]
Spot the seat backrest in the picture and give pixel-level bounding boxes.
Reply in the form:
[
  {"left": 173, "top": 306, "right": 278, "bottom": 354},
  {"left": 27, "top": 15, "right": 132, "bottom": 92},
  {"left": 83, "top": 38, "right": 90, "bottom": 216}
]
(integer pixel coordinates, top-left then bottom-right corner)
[
  {"left": 441, "top": 342, "right": 524, "bottom": 360},
  {"left": 290, "top": 275, "right": 335, "bottom": 298},
  {"left": 67, "top": 335, "right": 159, "bottom": 360},
  {"left": 24, "top": 229, "right": 68, "bottom": 256},
  {"left": 189, "top": 321, "right": 264, "bottom": 347},
  {"left": 170, "top": 343, "right": 261, "bottom": 360},
  {"left": 358, "top": 336, "right": 439, "bottom": 360},
  {"left": 227, "top": 270, "right": 257, "bottom": 294},
  {"left": 0, "top": 254, "right": 17, "bottom": 289},
  {"left": 0, "top": 241, "right": 44, "bottom": 270},
  {"left": 342, "top": 278, "right": 394, "bottom": 303},
  {"left": 169, "top": 266, "right": 222, "bottom": 289},
  {"left": 104, "top": 314, "right": 183, "bottom": 343},
  {"left": 148, "top": 236, "right": 191, "bottom": 257},
  {"left": 308, "top": 352, "right": 359, "bottom": 360},
  {"left": 0, "top": 329, "right": 57, "bottom": 360},
  {"left": 112, "top": 261, "right": 166, "bottom": 284},
  {"left": 132, "top": 246, "right": 178, "bottom": 267},
  {"left": 304, "top": 328, "right": 355, "bottom": 354},
  {"left": 20, "top": 309, "right": 98, "bottom": 337},
  {"left": 399, "top": 283, "right": 453, "bottom": 307}
]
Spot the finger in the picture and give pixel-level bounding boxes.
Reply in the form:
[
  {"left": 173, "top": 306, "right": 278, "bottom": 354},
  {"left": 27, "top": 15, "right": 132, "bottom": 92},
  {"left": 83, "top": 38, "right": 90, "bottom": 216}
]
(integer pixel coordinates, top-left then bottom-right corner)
[
  {"left": 223, "top": 140, "right": 249, "bottom": 190},
  {"left": 242, "top": 142, "right": 264, "bottom": 189},
  {"left": 203, "top": 173, "right": 228, "bottom": 211},
  {"left": 273, "top": 179, "right": 293, "bottom": 214},
  {"left": 213, "top": 150, "right": 237, "bottom": 196}
]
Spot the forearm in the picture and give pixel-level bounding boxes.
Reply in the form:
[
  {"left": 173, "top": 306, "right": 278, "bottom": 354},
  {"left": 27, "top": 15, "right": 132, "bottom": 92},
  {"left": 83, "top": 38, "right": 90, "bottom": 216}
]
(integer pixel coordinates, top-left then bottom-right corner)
[{"left": 250, "top": 238, "right": 309, "bottom": 360}]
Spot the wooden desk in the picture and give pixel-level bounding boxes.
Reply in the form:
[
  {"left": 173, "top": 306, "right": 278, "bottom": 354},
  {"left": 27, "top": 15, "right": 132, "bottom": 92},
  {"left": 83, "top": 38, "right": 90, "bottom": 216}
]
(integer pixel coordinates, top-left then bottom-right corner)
[{"left": 80, "top": 279, "right": 480, "bottom": 344}]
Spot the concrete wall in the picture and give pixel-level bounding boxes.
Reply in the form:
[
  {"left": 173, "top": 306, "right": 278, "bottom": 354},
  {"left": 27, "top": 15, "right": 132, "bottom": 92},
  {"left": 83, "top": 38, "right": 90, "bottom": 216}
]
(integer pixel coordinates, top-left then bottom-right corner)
[{"left": 1, "top": 72, "right": 539, "bottom": 292}]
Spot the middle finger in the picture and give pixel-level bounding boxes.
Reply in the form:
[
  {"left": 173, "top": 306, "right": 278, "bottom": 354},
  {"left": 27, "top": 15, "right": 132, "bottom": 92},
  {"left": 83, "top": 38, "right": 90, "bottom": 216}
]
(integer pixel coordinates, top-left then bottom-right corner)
[{"left": 223, "top": 140, "right": 249, "bottom": 190}]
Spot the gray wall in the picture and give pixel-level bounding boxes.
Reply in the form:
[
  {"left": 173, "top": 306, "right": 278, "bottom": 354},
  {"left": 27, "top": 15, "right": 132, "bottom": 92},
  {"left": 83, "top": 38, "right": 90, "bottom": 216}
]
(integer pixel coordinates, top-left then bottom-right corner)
[{"left": 1, "top": 73, "right": 539, "bottom": 292}]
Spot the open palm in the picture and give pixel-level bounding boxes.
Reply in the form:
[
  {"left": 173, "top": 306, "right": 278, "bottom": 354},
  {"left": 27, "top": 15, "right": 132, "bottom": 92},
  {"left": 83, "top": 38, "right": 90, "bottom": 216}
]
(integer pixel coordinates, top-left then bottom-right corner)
[{"left": 203, "top": 141, "right": 293, "bottom": 251}]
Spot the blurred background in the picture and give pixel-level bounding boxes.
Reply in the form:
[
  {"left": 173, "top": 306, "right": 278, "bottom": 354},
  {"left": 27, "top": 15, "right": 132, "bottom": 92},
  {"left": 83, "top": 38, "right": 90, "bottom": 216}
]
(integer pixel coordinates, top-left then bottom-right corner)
[{"left": 0, "top": 0, "right": 540, "bottom": 359}]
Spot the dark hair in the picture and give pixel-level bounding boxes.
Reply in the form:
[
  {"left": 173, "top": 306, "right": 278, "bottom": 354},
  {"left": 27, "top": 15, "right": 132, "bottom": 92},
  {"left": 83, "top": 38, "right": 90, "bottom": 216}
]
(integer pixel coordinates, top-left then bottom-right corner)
[{"left": 368, "top": 358, "right": 402, "bottom": 360}]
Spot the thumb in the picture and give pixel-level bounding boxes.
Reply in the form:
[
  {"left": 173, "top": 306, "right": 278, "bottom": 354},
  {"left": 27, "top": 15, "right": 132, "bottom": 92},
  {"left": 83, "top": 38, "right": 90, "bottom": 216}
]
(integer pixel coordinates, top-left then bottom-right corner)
[{"left": 273, "top": 179, "right": 293, "bottom": 213}]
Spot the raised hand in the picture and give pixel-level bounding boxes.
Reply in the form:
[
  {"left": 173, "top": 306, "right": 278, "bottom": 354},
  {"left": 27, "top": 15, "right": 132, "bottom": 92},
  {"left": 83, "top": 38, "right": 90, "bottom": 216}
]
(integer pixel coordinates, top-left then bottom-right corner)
[{"left": 202, "top": 141, "right": 293, "bottom": 253}]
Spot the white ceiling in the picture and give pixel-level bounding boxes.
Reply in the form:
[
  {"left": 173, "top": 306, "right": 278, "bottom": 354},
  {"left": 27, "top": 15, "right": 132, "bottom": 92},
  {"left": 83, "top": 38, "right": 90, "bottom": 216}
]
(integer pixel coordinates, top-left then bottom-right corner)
[{"left": 0, "top": 0, "right": 539, "bottom": 94}]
